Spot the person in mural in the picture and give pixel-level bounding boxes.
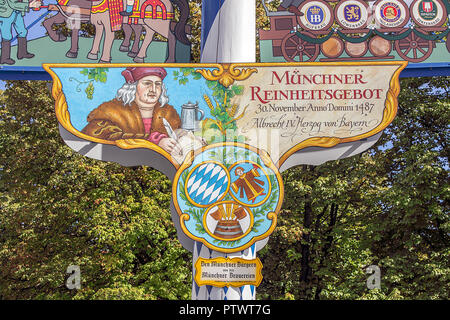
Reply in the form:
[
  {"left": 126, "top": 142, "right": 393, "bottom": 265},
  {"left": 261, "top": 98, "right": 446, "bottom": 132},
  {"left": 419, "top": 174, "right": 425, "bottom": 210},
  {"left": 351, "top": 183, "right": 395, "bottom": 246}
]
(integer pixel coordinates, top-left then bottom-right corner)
[
  {"left": 0, "top": 0, "right": 41, "bottom": 65},
  {"left": 277, "top": 0, "right": 304, "bottom": 15},
  {"left": 81, "top": 67, "right": 183, "bottom": 154},
  {"left": 120, "top": 0, "right": 134, "bottom": 16},
  {"left": 231, "top": 165, "right": 266, "bottom": 204}
]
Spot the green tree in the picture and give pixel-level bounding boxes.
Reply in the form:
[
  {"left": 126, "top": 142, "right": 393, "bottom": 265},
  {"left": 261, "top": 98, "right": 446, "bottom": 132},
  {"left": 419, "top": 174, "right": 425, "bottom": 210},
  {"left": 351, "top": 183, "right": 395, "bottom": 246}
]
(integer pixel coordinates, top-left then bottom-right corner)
[
  {"left": 1, "top": 76, "right": 447, "bottom": 300},
  {"left": 361, "top": 77, "right": 449, "bottom": 299},
  {"left": 257, "top": 76, "right": 449, "bottom": 300},
  {"left": 0, "top": 81, "right": 191, "bottom": 299}
]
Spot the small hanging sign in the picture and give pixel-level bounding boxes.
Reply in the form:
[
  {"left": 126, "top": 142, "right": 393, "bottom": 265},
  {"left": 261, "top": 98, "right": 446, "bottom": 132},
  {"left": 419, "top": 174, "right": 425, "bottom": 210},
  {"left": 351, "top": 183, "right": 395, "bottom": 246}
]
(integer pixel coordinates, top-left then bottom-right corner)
[{"left": 194, "top": 257, "right": 263, "bottom": 288}]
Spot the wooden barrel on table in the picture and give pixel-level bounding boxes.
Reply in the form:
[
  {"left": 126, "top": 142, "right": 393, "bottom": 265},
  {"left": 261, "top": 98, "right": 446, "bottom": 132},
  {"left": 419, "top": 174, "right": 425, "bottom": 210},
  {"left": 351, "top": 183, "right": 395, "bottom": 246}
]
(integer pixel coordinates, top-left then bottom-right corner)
[
  {"left": 369, "top": 35, "right": 392, "bottom": 57},
  {"left": 214, "top": 220, "right": 243, "bottom": 239},
  {"left": 321, "top": 36, "right": 344, "bottom": 58},
  {"left": 345, "top": 41, "right": 368, "bottom": 57}
]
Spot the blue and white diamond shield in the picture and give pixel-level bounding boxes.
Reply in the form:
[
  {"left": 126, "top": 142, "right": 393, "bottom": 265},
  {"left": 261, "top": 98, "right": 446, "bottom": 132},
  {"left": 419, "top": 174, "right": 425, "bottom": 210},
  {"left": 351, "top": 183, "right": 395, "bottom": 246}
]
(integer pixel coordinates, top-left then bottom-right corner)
[
  {"left": 185, "top": 162, "right": 230, "bottom": 207},
  {"left": 173, "top": 143, "right": 284, "bottom": 253}
]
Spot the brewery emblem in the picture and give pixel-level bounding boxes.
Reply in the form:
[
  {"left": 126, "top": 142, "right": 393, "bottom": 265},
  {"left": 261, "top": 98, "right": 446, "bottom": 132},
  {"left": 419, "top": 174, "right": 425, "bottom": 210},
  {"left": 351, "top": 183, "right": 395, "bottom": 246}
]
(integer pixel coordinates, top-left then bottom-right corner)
[
  {"left": 307, "top": 6, "right": 325, "bottom": 25},
  {"left": 229, "top": 161, "right": 271, "bottom": 207},
  {"left": 380, "top": 3, "right": 402, "bottom": 23},
  {"left": 344, "top": 5, "right": 362, "bottom": 22},
  {"left": 173, "top": 143, "right": 283, "bottom": 252},
  {"left": 412, "top": 0, "right": 446, "bottom": 27},
  {"left": 204, "top": 201, "right": 253, "bottom": 241},
  {"left": 335, "top": 0, "right": 369, "bottom": 29},
  {"left": 298, "top": 0, "right": 333, "bottom": 31},
  {"left": 375, "top": 0, "right": 409, "bottom": 28}
]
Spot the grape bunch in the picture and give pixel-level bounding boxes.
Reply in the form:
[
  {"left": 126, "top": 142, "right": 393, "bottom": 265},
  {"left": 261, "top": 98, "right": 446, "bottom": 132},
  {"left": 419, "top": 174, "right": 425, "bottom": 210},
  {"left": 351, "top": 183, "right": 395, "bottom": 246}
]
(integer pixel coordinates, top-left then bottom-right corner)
[{"left": 85, "top": 82, "right": 94, "bottom": 100}]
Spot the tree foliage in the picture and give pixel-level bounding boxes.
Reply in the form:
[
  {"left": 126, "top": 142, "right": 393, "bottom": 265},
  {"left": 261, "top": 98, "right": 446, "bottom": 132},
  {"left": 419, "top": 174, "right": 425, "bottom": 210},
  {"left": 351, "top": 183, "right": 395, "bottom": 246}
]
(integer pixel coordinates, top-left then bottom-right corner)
[
  {"left": 0, "top": 0, "right": 448, "bottom": 299},
  {"left": 258, "top": 77, "right": 449, "bottom": 300},
  {"left": 0, "top": 81, "right": 191, "bottom": 299},
  {"left": 0, "top": 76, "right": 447, "bottom": 300}
]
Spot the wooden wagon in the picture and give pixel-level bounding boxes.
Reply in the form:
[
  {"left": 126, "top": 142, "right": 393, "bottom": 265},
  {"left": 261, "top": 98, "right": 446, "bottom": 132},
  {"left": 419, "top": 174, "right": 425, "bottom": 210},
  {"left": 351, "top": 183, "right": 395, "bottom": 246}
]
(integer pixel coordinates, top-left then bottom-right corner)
[{"left": 259, "top": 0, "right": 449, "bottom": 63}]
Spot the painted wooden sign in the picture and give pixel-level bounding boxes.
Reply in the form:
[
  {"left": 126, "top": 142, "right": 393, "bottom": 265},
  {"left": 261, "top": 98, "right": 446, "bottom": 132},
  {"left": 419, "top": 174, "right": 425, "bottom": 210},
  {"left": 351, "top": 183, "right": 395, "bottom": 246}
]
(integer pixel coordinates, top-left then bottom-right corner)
[
  {"left": 0, "top": 0, "right": 191, "bottom": 67},
  {"left": 45, "top": 61, "right": 406, "bottom": 260},
  {"left": 194, "top": 257, "right": 263, "bottom": 288},
  {"left": 259, "top": 0, "right": 450, "bottom": 65}
]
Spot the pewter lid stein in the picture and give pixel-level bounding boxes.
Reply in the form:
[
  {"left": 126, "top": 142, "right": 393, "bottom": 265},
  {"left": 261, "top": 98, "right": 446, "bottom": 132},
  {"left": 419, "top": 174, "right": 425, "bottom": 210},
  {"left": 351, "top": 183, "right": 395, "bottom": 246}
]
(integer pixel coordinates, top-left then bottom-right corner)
[{"left": 181, "top": 101, "right": 204, "bottom": 131}]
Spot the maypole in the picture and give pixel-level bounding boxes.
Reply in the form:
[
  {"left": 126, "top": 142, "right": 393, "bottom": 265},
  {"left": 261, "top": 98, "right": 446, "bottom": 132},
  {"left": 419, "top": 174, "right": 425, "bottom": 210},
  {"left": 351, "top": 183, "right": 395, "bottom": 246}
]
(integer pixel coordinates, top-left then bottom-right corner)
[
  {"left": 193, "top": 0, "right": 257, "bottom": 300},
  {"left": 201, "top": 0, "right": 256, "bottom": 63}
]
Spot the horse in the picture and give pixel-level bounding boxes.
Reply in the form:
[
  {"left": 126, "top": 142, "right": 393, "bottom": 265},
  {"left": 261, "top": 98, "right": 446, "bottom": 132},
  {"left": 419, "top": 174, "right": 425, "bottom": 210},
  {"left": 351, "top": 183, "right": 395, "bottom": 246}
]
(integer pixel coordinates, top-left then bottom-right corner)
[
  {"left": 86, "top": 0, "right": 123, "bottom": 63},
  {"left": 123, "top": 0, "right": 190, "bottom": 63},
  {"left": 43, "top": 0, "right": 92, "bottom": 58},
  {"left": 43, "top": 0, "right": 190, "bottom": 62},
  {"left": 119, "top": 24, "right": 143, "bottom": 58},
  {"left": 43, "top": 0, "right": 143, "bottom": 60}
]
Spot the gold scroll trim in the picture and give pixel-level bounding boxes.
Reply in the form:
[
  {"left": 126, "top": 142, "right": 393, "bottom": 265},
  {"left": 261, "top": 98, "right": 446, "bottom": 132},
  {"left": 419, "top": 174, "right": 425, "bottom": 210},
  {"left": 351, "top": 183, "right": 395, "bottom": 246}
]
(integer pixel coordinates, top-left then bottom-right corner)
[{"left": 196, "top": 64, "right": 258, "bottom": 88}]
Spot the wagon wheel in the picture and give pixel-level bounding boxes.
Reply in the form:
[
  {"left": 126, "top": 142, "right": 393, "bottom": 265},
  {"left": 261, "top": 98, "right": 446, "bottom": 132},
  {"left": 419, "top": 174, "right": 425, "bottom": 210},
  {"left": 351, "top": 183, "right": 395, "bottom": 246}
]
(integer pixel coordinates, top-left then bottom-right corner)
[
  {"left": 281, "top": 32, "right": 320, "bottom": 62},
  {"left": 394, "top": 29, "right": 433, "bottom": 62}
]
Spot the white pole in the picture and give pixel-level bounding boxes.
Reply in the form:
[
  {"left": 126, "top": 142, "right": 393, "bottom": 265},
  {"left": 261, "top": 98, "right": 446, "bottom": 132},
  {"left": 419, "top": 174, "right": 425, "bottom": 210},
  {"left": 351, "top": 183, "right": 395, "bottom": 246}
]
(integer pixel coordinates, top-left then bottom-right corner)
[
  {"left": 200, "top": 0, "right": 256, "bottom": 63},
  {"left": 193, "top": 0, "right": 257, "bottom": 300}
]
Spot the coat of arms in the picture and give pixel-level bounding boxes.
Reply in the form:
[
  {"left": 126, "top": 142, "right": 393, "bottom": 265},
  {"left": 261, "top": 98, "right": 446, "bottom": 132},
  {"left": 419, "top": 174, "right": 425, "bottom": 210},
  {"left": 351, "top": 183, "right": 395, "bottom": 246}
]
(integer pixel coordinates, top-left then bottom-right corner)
[{"left": 173, "top": 143, "right": 283, "bottom": 252}]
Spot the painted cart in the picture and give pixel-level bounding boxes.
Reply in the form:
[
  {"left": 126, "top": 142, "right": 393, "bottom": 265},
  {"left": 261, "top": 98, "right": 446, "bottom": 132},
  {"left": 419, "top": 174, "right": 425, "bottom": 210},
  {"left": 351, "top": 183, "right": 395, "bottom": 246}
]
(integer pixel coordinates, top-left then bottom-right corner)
[{"left": 259, "top": 0, "right": 450, "bottom": 63}]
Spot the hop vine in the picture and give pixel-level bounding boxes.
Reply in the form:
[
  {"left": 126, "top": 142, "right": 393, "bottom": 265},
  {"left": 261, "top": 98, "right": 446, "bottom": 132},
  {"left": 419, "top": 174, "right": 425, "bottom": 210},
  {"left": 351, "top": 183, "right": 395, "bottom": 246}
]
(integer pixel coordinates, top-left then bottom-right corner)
[{"left": 70, "top": 67, "right": 109, "bottom": 100}]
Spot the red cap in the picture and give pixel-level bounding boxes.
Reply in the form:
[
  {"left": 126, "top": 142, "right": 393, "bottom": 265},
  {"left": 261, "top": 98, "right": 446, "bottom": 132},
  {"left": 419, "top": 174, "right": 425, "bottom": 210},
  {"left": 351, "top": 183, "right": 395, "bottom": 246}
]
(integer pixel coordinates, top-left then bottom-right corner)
[{"left": 121, "top": 67, "right": 167, "bottom": 84}]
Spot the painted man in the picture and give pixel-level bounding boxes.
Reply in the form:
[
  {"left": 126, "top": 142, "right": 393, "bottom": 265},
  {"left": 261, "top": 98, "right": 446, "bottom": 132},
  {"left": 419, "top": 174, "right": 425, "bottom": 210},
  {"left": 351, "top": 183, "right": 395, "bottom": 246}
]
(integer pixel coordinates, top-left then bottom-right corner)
[
  {"left": 82, "top": 67, "right": 182, "bottom": 154},
  {"left": 277, "top": 0, "right": 304, "bottom": 15},
  {"left": 231, "top": 165, "right": 266, "bottom": 203},
  {"left": 0, "top": 0, "right": 41, "bottom": 64},
  {"left": 120, "top": 0, "right": 134, "bottom": 16}
]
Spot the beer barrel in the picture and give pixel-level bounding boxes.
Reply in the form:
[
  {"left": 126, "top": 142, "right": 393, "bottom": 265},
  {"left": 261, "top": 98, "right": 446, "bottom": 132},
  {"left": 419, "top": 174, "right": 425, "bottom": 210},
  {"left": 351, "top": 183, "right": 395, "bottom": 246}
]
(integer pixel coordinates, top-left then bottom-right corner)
[
  {"left": 214, "top": 220, "right": 244, "bottom": 239},
  {"left": 345, "top": 40, "right": 368, "bottom": 57},
  {"left": 321, "top": 36, "right": 344, "bottom": 58},
  {"left": 369, "top": 36, "right": 392, "bottom": 57}
]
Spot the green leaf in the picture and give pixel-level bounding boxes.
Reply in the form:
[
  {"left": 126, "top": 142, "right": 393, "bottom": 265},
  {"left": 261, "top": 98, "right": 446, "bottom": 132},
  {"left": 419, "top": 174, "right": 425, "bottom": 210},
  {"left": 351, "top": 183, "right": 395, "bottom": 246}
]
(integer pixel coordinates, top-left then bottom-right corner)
[
  {"left": 207, "top": 80, "right": 217, "bottom": 89},
  {"left": 232, "top": 85, "right": 244, "bottom": 95}
]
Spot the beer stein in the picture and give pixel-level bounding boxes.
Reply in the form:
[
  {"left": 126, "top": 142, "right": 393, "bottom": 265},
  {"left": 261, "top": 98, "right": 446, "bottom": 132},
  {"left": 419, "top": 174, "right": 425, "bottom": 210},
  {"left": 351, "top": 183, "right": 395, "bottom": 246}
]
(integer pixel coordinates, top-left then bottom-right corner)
[{"left": 181, "top": 101, "right": 204, "bottom": 131}]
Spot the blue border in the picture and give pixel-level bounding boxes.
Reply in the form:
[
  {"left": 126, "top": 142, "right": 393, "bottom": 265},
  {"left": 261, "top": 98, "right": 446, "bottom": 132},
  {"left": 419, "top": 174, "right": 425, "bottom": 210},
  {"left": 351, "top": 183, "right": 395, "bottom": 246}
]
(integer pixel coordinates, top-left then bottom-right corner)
[
  {"left": 0, "top": 66, "right": 51, "bottom": 80},
  {"left": 398, "top": 63, "right": 450, "bottom": 78},
  {"left": 0, "top": 63, "right": 449, "bottom": 80}
]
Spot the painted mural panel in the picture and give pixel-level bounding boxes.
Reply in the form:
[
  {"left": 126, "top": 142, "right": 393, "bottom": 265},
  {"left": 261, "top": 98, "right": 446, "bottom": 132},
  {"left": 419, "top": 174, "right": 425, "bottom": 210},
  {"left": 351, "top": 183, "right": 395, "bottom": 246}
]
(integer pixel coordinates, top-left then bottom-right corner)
[
  {"left": 46, "top": 61, "right": 406, "bottom": 253},
  {"left": 0, "top": 0, "right": 191, "bottom": 66},
  {"left": 259, "top": 0, "right": 450, "bottom": 65}
]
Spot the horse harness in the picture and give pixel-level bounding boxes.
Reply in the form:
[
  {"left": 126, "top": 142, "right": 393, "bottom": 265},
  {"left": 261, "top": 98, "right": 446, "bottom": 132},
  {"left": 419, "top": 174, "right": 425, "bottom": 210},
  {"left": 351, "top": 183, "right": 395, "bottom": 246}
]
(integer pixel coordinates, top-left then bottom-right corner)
[
  {"left": 90, "top": 0, "right": 124, "bottom": 32},
  {"left": 129, "top": 0, "right": 174, "bottom": 24},
  {"left": 56, "top": 0, "right": 174, "bottom": 29}
]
